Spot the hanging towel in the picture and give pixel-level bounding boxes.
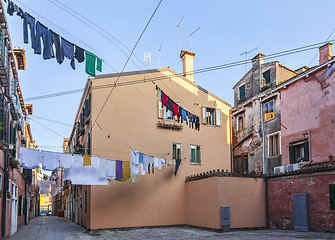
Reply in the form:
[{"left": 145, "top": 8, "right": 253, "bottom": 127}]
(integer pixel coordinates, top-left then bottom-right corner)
[
  {"left": 83, "top": 155, "right": 91, "bottom": 166},
  {"left": 34, "top": 21, "right": 52, "bottom": 59},
  {"left": 41, "top": 150, "right": 59, "bottom": 171},
  {"left": 167, "top": 97, "right": 174, "bottom": 112},
  {"left": 174, "top": 159, "right": 181, "bottom": 176},
  {"left": 64, "top": 166, "right": 108, "bottom": 185},
  {"left": 139, "top": 152, "right": 144, "bottom": 164},
  {"left": 140, "top": 163, "right": 146, "bottom": 176},
  {"left": 58, "top": 153, "right": 74, "bottom": 169},
  {"left": 162, "top": 91, "right": 168, "bottom": 108},
  {"left": 74, "top": 45, "right": 85, "bottom": 63},
  {"left": 73, "top": 154, "right": 83, "bottom": 167},
  {"left": 98, "top": 158, "right": 107, "bottom": 178},
  {"left": 143, "top": 154, "right": 149, "bottom": 172},
  {"left": 156, "top": 86, "right": 161, "bottom": 99},
  {"left": 130, "top": 171, "right": 138, "bottom": 182},
  {"left": 97, "top": 57, "right": 102, "bottom": 72},
  {"left": 50, "top": 184, "right": 58, "bottom": 196},
  {"left": 49, "top": 30, "right": 62, "bottom": 64},
  {"left": 122, "top": 161, "right": 130, "bottom": 180},
  {"left": 106, "top": 159, "right": 116, "bottom": 179},
  {"left": 130, "top": 148, "right": 140, "bottom": 175},
  {"left": 39, "top": 181, "right": 51, "bottom": 195},
  {"left": 153, "top": 157, "right": 160, "bottom": 168},
  {"left": 85, "top": 50, "right": 97, "bottom": 77},
  {"left": 18, "top": 147, "right": 42, "bottom": 169},
  {"left": 116, "top": 160, "right": 123, "bottom": 180},
  {"left": 148, "top": 156, "right": 154, "bottom": 174},
  {"left": 23, "top": 12, "right": 36, "bottom": 49},
  {"left": 173, "top": 102, "right": 179, "bottom": 118},
  {"left": 60, "top": 37, "right": 75, "bottom": 70},
  {"left": 91, "top": 156, "right": 99, "bottom": 168}
]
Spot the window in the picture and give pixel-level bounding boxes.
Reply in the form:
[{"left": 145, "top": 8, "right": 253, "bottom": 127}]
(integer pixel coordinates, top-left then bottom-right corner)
[
  {"left": 172, "top": 143, "right": 181, "bottom": 162},
  {"left": 268, "top": 132, "right": 280, "bottom": 157},
  {"left": 289, "top": 141, "right": 309, "bottom": 164},
  {"left": 202, "top": 107, "right": 221, "bottom": 126},
  {"left": 239, "top": 85, "right": 245, "bottom": 100},
  {"left": 190, "top": 145, "right": 201, "bottom": 164},
  {"left": 157, "top": 100, "right": 179, "bottom": 120},
  {"left": 18, "top": 195, "right": 24, "bottom": 216},
  {"left": 7, "top": 179, "right": 11, "bottom": 199},
  {"left": 233, "top": 153, "right": 248, "bottom": 173},
  {"left": 264, "top": 100, "right": 275, "bottom": 121},
  {"left": 236, "top": 114, "right": 244, "bottom": 132},
  {"left": 0, "top": 172, "right": 2, "bottom": 190},
  {"left": 84, "top": 191, "right": 88, "bottom": 213},
  {"left": 87, "top": 130, "right": 91, "bottom": 156},
  {"left": 262, "top": 70, "right": 271, "bottom": 86}
]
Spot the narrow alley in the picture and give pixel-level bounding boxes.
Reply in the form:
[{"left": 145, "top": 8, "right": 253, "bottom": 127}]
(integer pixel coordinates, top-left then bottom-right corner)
[{"left": 7, "top": 216, "right": 335, "bottom": 240}]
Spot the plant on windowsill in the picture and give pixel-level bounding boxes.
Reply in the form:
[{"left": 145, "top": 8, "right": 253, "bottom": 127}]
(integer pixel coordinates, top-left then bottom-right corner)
[
  {"left": 156, "top": 121, "right": 183, "bottom": 131},
  {"left": 9, "top": 155, "right": 19, "bottom": 168}
]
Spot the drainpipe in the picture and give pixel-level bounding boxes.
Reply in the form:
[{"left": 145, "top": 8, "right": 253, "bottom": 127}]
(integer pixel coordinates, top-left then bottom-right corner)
[
  {"left": 260, "top": 96, "right": 266, "bottom": 175},
  {"left": 2, "top": 98, "right": 10, "bottom": 237}
]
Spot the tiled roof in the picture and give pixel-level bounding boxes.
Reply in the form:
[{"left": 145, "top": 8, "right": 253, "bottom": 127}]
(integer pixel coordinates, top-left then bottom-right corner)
[{"left": 185, "top": 169, "right": 263, "bottom": 182}]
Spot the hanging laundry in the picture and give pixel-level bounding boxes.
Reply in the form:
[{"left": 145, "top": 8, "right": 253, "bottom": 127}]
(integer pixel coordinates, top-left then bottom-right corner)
[
  {"left": 180, "top": 108, "right": 188, "bottom": 124},
  {"left": 139, "top": 152, "right": 144, "bottom": 164},
  {"left": 50, "top": 184, "right": 58, "bottom": 196},
  {"left": 130, "top": 171, "right": 138, "bottom": 183},
  {"left": 85, "top": 50, "right": 102, "bottom": 77},
  {"left": 173, "top": 102, "right": 179, "bottom": 118},
  {"left": 140, "top": 163, "right": 146, "bottom": 176},
  {"left": 148, "top": 155, "right": 154, "bottom": 174},
  {"left": 7, "top": 0, "right": 14, "bottom": 16},
  {"left": 49, "top": 30, "right": 62, "bottom": 64},
  {"left": 98, "top": 158, "right": 107, "bottom": 178},
  {"left": 13, "top": 4, "right": 24, "bottom": 18},
  {"left": 156, "top": 86, "right": 161, "bottom": 99},
  {"left": 63, "top": 165, "right": 108, "bottom": 185},
  {"left": 73, "top": 154, "right": 83, "bottom": 167},
  {"left": 167, "top": 97, "right": 174, "bottom": 112},
  {"left": 91, "top": 156, "right": 99, "bottom": 168},
  {"left": 143, "top": 154, "right": 149, "bottom": 172},
  {"left": 23, "top": 12, "right": 36, "bottom": 49},
  {"left": 195, "top": 116, "right": 200, "bottom": 131},
  {"left": 106, "top": 159, "right": 116, "bottom": 179},
  {"left": 60, "top": 37, "right": 75, "bottom": 70},
  {"left": 116, "top": 160, "right": 123, "bottom": 180},
  {"left": 83, "top": 155, "right": 91, "bottom": 166},
  {"left": 34, "top": 21, "right": 52, "bottom": 60},
  {"left": 39, "top": 181, "right": 51, "bottom": 195},
  {"left": 162, "top": 91, "right": 168, "bottom": 108},
  {"left": 97, "top": 57, "right": 102, "bottom": 72},
  {"left": 153, "top": 157, "right": 160, "bottom": 169},
  {"left": 74, "top": 45, "right": 85, "bottom": 63},
  {"left": 58, "top": 153, "right": 74, "bottom": 169},
  {"left": 122, "top": 161, "right": 130, "bottom": 180},
  {"left": 174, "top": 159, "right": 181, "bottom": 176},
  {"left": 41, "top": 150, "right": 59, "bottom": 171},
  {"left": 18, "top": 147, "right": 42, "bottom": 169},
  {"left": 130, "top": 148, "right": 140, "bottom": 175}
]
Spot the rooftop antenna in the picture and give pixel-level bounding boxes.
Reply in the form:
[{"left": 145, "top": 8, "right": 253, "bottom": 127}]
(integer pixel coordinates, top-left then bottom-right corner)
[
  {"left": 189, "top": 27, "right": 200, "bottom": 51},
  {"left": 177, "top": 17, "right": 184, "bottom": 52},
  {"left": 240, "top": 47, "right": 258, "bottom": 73},
  {"left": 158, "top": 42, "right": 163, "bottom": 68},
  {"left": 144, "top": 52, "right": 151, "bottom": 66}
]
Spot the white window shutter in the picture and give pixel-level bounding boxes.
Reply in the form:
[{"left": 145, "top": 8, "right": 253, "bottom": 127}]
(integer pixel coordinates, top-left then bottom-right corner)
[
  {"left": 202, "top": 107, "right": 207, "bottom": 124},
  {"left": 158, "top": 100, "right": 163, "bottom": 119},
  {"left": 216, "top": 109, "right": 221, "bottom": 126}
]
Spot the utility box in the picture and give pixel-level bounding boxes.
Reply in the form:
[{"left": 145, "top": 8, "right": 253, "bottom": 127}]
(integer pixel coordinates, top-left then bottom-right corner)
[
  {"left": 293, "top": 193, "right": 310, "bottom": 232},
  {"left": 221, "top": 206, "right": 230, "bottom": 232}
]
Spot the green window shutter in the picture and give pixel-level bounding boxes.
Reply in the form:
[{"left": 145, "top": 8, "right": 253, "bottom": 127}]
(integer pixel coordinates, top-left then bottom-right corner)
[
  {"left": 289, "top": 145, "right": 294, "bottom": 164},
  {"left": 330, "top": 184, "right": 335, "bottom": 210},
  {"left": 239, "top": 85, "right": 245, "bottom": 99},
  {"left": 303, "top": 141, "right": 309, "bottom": 162},
  {"left": 263, "top": 70, "right": 271, "bottom": 84},
  {"left": 196, "top": 146, "right": 201, "bottom": 164},
  {"left": 190, "top": 148, "right": 195, "bottom": 163},
  {"left": 87, "top": 131, "right": 91, "bottom": 156}
]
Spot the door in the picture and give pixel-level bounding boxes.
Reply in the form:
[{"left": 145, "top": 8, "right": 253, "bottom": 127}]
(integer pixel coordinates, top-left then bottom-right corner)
[{"left": 10, "top": 183, "right": 18, "bottom": 235}]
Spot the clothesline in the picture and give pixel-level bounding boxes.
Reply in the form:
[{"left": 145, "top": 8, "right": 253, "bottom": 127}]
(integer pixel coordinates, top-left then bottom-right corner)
[{"left": 5, "top": 0, "right": 103, "bottom": 77}]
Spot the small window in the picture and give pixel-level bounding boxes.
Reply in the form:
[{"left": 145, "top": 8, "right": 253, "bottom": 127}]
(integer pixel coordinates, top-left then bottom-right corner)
[
  {"left": 84, "top": 191, "right": 88, "bottom": 213},
  {"left": 233, "top": 153, "right": 248, "bottom": 173},
  {"left": 239, "top": 85, "right": 245, "bottom": 100},
  {"left": 289, "top": 141, "right": 309, "bottom": 164},
  {"left": 236, "top": 114, "right": 244, "bottom": 132},
  {"left": 262, "top": 70, "right": 271, "bottom": 86},
  {"left": 202, "top": 107, "right": 221, "bottom": 126},
  {"left": 268, "top": 133, "right": 280, "bottom": 157},
  {"left": 172, "top": 143, "right": 182, "bottom": 162},
  {"left": 87, "top": 130, "right": 91, "bottom": 156},
  {"left": 264, "top": 100, "right": 275, "bottom": 121},
  {"left": 157, "top": 100, "right": 179, "bottom": 121},
  {"left": 190, "top": 145, "right": 201, "bottom": 164}
]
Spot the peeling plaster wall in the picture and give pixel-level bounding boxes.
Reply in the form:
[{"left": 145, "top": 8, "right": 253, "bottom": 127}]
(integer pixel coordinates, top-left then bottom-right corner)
[{"left": 267, "top": 171, "right": 335, "bottom": 232}]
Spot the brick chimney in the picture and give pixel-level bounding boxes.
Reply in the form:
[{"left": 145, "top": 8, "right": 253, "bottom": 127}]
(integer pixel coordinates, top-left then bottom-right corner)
[
  {"left": 252, "top": 53, "right": 264, "bottom": 68},
  {"left": 180, "top": 50, "right": 195, "bottom": 82},
  {"left": 319, "top": 43, "right": 332, "bottom": 65}
]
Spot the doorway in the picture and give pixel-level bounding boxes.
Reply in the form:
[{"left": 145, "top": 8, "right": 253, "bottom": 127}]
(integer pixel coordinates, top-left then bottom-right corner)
[{"left": 10, "top": 182, "right": 18, "bottom": 235}]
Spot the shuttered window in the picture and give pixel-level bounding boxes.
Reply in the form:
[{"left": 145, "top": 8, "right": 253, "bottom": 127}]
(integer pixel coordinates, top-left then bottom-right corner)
[
  {"left": 190, "top": 145, "right": 201, "bottom": 164},
  {"left": 268, "top": 133, "right": 280, "bottom": 157},
  {"left": 289, "top": 141, "right": 309, "bottom": 164},
  {"left": 239, "top": 85, "right": 245, "bottom": 100},
  {"left": 202, "top": 107, "right": 221, "bottom": 126}
]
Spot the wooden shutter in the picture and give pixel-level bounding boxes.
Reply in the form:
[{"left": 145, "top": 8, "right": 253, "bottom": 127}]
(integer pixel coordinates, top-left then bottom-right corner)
[
  {"left": 303, "top": 141, "right": 309, "bottom": 162},
  {"left": 157, "top": 100, "right": 163, "bottom": 119},
  {"left": 289, "top": 145, "right": 294, "bottom": 164},
  {"left": 216, "top": 109, "right": 221, "bottom": 126},
  {"left": 202, "top": 107, "right": 207, "bottom": 124}
]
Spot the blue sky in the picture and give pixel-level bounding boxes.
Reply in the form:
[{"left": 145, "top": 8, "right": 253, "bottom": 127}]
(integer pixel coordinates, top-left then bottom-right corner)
[{"left": 6, "top": 0, "right": 335, "bottom": 150}]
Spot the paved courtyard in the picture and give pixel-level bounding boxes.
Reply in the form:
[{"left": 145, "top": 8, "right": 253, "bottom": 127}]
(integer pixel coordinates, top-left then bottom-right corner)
[{"left": 7, "top": 216, "right": 335, "bottom": 240}]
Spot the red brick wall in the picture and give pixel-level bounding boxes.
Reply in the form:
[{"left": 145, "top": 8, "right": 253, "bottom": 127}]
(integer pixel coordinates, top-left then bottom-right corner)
[{"left": 267, "top": 171, "right": 335, "bottom": 232}]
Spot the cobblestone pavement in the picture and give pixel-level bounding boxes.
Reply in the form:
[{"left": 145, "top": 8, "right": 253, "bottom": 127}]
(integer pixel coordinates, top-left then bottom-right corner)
[{"left": 7, "top": 216, "right": 335, "bottom": 240}]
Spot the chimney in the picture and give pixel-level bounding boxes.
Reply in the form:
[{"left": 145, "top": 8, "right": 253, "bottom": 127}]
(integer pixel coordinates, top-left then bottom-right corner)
[
  {"left": 319, "top": 43, "right": 332, "bottom": 65},
  {"left": 252, "top": 53, "right": 264, "bottom": 68},
  {"left": 180, "top": 50, "right": 195, "bottom": 82}
]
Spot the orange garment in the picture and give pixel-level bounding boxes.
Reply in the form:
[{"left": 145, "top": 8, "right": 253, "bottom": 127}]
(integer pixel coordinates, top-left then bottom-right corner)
[
  {"left": 122, "top": 161, "right": 130, "bottom": 180},
  {"left": 83, "top": 155, "right": 91, "bottom": 166}
]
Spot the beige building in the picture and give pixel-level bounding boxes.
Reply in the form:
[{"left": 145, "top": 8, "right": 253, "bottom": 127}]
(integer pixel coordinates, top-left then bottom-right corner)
[{"left": 66, "top": 51, "right": 232, "bottom": 230}]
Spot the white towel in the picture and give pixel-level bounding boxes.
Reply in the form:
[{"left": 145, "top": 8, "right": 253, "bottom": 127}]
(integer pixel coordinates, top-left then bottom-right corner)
[
  {"left": 98, "top": 158, "right": 107, "bottom": 178},
  {"left": 59, "top": 153, "right": 74, "bottom": 169},
  {"left": 73, "top": 154, "right": 83, "bottom": 167},
  {"left": 41, "top": 150, "right": 59, "bottom": 171},
  {"left": 18, "top": 147, "right": 42, "bottom": 169},
  {"left": 106, "top": 159, "right": 116, "bottom": 179},
  {"left": 130, "top": 149, "right": 140, "bottom": 175}
]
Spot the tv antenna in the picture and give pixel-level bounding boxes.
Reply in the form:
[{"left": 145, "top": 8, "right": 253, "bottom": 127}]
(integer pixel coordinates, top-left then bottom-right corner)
[
  {"left": 189, "top": 27, "right": 200, "bottom": 51},
  {"left": 177, "top": 17, "right": 184, "bottom": 52},
  {"left": 240, "top": 47, "right": 258, "bottom": 73},
  {"left": 158, "top": 42, "right": 163, "bottom": 68},
  {"left": 144, "top": 52, "right": 151, "bottom": 66}
]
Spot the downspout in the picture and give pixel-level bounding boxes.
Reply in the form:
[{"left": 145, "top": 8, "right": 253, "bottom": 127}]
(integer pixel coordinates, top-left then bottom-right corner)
[
  {"left": 2, "top": 98, "right": 9, "bottom": 237},
  {"left": 260, "top": 96, "right": 266, "bottom": 175}
]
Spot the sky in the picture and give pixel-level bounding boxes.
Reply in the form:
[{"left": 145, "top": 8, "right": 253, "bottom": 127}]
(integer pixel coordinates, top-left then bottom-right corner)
[{"left": 5, "top": 0, "right": 335, "bottom": 151}]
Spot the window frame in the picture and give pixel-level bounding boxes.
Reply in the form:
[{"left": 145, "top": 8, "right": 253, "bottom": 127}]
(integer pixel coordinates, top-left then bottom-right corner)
[
  {"left": 171, "top": 143, "right": 182, "bottom": 163},
  {"left": 233, "top": 153, "right": 248, "bottom": 173},
  {"left": 289, "top": 140, "right": 309, "bottom": 164},
  {"left": 238, "top": 84, "right": 245, "bottom": 100},
  {"left": 236, "top": 113, "right": 244, "bottom": 132},
  {"left": 263, "top": 99, "right": 275, "bottom": 122},
  {"left": 190, "top": 144, "right": 201, "bottom": 165},
  {"left": 268, "top": 132, "right": 281, "bottom": 157},
  {"left": 205, "top": 107, "right": 216, "bottom": 126}
]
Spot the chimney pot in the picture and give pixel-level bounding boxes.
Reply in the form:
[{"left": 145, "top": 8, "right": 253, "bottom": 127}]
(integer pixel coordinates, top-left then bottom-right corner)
[
  {"left": 180, "top": 50, "right": 195, "bottom": 82},
  {"left": 319, "top": 43, "right": 332, "bottom": 65},
  {"left": 252, "top": 53, "right": 265, "bottom": 68}
]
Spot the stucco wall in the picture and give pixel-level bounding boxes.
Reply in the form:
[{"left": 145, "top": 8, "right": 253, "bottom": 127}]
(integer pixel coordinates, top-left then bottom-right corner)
[
  {"left": 87, "top": 68, "right": 231, "bottom": 229},
  {"left": 185, "top": 176, "right": 266, "bottom": 230},
  {"left": 268, "top": 171, "right": 335, "bottom": 232},
  {"left": 280, "top": 66, "right": 335, "bottom": 165}
]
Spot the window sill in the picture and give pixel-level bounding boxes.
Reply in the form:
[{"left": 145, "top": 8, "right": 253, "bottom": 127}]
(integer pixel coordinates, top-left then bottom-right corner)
[
  {"left": 264, "top": 117, "right": 275, "bottom": 123},
  {"left": 190, "top": 162, "right": 201, "bottom": 165},
  {"left": 268, "top": 154, "right": 281, "bottom": 158}
]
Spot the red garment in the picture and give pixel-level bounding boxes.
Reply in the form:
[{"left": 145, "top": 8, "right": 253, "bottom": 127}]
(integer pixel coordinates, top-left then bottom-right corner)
[
  {"left": 173, "top": 102, "right": 179, "bottom": 118},
  {"left": 162, "top": 91, "right": 168, "bottom": 109}
]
